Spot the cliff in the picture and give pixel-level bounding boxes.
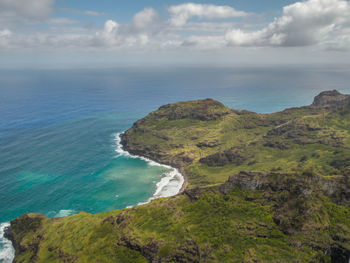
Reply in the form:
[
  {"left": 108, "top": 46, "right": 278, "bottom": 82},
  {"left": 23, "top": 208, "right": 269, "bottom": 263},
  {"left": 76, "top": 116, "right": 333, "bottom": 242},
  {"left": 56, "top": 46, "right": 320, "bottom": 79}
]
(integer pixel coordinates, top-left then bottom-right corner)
[
  {"left": 7, "top": 90, "right": 350, "bottom": 262},
  {"left": 312, "top": 90, "right": 350, "bottom": 108}
]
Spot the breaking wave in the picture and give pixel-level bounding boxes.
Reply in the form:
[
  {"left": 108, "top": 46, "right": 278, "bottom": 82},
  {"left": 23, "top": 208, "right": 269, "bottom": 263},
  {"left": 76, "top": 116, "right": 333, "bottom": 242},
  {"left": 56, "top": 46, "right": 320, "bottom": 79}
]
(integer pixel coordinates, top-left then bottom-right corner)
[
  {"left": 0, "top": 222, "right": 15, "bottom": 263},
  {"left": 114, "top": 132, "right": 184, "bottom": 206}
]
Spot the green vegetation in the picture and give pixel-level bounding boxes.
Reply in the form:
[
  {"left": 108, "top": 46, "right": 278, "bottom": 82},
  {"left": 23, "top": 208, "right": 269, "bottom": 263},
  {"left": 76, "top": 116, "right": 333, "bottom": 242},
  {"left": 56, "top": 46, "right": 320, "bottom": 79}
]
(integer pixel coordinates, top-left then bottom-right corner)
[
  {"left": 122, "top": 93, "right": 350, "bottom": 188},
  {"left": 8, "top": 90, "right": 350, "bottom": 262}
]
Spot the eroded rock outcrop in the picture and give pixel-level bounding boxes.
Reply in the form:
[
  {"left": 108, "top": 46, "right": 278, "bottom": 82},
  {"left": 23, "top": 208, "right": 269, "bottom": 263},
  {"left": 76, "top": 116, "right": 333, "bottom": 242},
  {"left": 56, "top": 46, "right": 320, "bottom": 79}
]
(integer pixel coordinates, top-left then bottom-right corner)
[
  {"left": 312, "top": 90, "right": 350, "bottom": 108},
  {"left": 199, "top": 147, "right": 249, "bottom": 167}
]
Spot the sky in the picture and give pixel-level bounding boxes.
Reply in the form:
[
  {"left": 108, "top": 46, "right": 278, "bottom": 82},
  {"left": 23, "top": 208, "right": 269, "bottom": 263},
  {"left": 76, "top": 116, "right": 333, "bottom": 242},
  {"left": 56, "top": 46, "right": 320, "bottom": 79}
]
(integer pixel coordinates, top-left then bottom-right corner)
[{"left": 0, "top": 0, "right": 349, "bottom": 67}]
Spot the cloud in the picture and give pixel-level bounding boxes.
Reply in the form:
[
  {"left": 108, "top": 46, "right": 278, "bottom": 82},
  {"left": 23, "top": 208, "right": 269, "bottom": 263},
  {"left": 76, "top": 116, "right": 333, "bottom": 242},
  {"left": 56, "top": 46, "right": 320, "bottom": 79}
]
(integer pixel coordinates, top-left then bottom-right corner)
[
  {"left": 48, "top": 18, "right": 80, "bottom": 25},
  {"left": 79, "top": 10, "right": 104, "bottom": 16},
  {"left": 0, "top": 0, "right": 54, "bottom": 20},
  {"left": 104, "top": 20, "right": 119, "bottom": 34},
  {"left": 132, "top": 8, "right": 159, "bottom": 30},
  {"left": 0, "top": 15, "right": 156, "bottom": 50},
  {"left": 0, "top": 29, "right": 12, "bottom": 37},
  {"left": 0, "top": 28, "right": 12, "bottom": 48},
  {"left": 92, "top": 19, "right": 152, "bottom": 48},
  {"left": 91, "top": 9, "right": 163, "bottom": 48},
  {"left": 181, "top": 35, "right": 226, "bottom": 49},
  {"left": 225, "top": 0, "right": 350, "bottom": 47},
  {"left": 94, "top": 20, "right": 120, "bottom": 46},
  {"left": 58, "top": 8, "right": 105, "bottom": 17},
  {"left": 1, "top": 0, "right": 350, "bottom": 55},
  {"left": 168, "top": 3, "right": 248, "bottom": 26}
]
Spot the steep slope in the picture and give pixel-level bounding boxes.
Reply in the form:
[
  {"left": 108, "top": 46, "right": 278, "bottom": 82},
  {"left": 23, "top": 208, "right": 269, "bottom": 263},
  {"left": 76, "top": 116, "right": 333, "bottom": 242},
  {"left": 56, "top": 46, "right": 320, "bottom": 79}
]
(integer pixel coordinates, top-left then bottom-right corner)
[{"left": 6, "top": 90, "right": 350, "bottom": 263}]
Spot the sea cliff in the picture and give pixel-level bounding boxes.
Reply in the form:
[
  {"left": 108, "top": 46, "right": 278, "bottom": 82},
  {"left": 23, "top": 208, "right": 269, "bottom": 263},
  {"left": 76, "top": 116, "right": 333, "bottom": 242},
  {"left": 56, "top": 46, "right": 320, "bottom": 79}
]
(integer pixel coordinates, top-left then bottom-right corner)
[{"left": 6, "top": 90, "right": 350, "bottom": 262}]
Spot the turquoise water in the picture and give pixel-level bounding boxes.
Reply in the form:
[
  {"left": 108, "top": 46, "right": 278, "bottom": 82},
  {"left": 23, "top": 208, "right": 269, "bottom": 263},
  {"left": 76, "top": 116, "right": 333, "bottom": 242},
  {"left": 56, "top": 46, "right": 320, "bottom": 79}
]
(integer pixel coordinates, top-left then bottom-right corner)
[{"left": 1, "top": 66, "right": 350, "bottom": 262}]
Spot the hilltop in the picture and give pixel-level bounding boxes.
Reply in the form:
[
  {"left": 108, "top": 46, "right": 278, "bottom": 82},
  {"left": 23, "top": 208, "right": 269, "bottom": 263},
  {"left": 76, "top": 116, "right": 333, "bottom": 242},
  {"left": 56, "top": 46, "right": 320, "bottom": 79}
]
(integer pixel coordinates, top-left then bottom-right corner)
[
  {"left": 6, "top": 90, "right": 350, "bottom": 263},
  {"left": 121, "top": 90, "right": 350, "bottom": 189}
]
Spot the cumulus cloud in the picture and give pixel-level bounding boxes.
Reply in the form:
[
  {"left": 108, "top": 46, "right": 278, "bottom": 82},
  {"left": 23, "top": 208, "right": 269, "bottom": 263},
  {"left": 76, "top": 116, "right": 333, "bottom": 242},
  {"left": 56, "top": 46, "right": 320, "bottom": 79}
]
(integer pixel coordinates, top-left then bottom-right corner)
[
  {"left": 91, "top": 19, "right": 154, "bottom": 48},
  {"left": 132, "top": 8, "right": 159, "bottom": 30},
  {"left": 93, "top": 20, "right": 120, "bottom": 46},
  {"left": 225, "top": 0, "right": 350, "bottom": 47},
  {"left": 0, "top": 0, "right": 54, "bottom": 20},
  {"left": 104, "top": 20, "right": 119, "bottom": 34},
  {"left": 168, "top": 3, "right": 248, "bottom": 26},
  {"left": 1, "top": 0, "right": 350, "bottom": 53}
]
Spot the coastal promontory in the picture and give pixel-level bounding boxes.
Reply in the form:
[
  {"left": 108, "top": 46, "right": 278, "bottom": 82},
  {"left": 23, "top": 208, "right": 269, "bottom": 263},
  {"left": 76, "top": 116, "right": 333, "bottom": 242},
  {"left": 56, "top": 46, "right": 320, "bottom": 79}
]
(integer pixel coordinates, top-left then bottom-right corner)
[{"left": 6, "top": 90, "right": 350, "bottom": 262}]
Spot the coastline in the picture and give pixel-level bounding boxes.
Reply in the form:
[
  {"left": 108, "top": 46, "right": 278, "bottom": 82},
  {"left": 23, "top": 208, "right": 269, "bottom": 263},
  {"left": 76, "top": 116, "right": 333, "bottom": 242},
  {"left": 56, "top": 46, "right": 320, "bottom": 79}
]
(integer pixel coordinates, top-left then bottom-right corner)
[
  {"left": 114, "top": 132, "right": 186, "bottom": 205},
  {"left": 0, "top": 222, "right": 15, "bottom": 263},
  {"left": 178, "top": 167, "right": 188, "bottom": 193}
]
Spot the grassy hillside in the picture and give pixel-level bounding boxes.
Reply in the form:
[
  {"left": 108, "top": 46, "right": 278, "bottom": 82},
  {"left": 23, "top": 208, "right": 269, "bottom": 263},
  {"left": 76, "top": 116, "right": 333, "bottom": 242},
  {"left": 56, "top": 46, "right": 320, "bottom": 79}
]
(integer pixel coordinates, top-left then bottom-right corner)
[
  {"left": 7, "top": 90, "right": 350, "bottom": 262},
  {"left": 121, "top": 91, "right": 350, "bottom": 188}
]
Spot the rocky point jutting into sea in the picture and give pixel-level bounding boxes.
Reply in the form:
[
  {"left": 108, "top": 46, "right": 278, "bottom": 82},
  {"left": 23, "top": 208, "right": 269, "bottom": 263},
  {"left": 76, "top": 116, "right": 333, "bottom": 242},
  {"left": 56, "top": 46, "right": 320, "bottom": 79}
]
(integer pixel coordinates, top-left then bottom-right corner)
[{"left": 5, "top": 90, "right": 350, "bottom": 262}]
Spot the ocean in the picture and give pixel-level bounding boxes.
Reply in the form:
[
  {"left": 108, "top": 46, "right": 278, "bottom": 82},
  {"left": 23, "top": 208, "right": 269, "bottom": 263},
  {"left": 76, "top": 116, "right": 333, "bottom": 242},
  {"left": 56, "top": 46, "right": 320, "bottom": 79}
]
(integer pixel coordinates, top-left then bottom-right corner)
[{"left": 1, "top": 65, "right": 350, "bottom": 262}]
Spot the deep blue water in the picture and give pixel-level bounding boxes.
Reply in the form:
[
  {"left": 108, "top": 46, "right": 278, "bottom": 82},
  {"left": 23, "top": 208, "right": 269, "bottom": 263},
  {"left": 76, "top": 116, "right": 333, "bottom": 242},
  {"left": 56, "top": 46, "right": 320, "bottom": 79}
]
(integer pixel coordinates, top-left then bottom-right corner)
[{"left": 1, "top": 65, "right": 350, "bottom": 261}]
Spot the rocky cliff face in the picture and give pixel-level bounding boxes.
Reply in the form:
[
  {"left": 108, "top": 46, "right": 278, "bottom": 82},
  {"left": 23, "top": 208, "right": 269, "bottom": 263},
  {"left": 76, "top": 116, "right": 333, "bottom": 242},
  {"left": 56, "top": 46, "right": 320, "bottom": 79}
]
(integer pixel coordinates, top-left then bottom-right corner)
[
  {"left": 199, "top": 147, "right": 248, "bottom": 166},
  {"left": 8, "top": 170, "right": 350, "bottom": 263},
  {"left": 189, "top": 171, "right": 350, "bottom": 262},
  {"left": 312, "top": 90, "right": 350, "bottom": 108}
]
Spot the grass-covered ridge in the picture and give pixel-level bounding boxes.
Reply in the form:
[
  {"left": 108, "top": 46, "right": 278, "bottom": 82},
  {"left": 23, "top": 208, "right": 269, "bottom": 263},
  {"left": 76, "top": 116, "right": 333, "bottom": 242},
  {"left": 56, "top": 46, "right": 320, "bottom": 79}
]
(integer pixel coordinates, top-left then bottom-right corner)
[
  {"left": 7, "top": 90, "right": 350, "bottom": 262},
  {"left": 121, "top": 90, "right": 350, "bottom": 188}
]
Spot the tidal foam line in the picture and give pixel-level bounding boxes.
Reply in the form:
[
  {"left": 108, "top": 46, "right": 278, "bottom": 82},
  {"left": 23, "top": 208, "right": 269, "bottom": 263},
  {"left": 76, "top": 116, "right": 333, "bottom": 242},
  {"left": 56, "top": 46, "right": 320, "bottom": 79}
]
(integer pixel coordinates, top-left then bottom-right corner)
[
  {"left": 0, "top": 222, "right": 15, "bottom": 263},
  {"left": 114, "top": 132, "right": 184, "bottom": 206}
]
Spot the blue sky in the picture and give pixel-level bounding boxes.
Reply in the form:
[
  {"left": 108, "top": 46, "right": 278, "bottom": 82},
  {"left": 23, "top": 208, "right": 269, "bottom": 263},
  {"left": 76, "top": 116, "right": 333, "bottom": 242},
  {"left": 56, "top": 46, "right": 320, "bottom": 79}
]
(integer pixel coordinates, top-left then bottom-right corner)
[{"left": 0, "top": 0, "right": 349, "bottom": 67}]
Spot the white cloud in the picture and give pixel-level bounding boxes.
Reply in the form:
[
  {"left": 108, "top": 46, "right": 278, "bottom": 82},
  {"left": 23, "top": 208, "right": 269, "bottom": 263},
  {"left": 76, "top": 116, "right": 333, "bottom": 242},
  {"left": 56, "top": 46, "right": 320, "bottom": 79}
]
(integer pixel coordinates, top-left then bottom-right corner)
[
  {"left": 225, "top": 0, "right": 350, "bottom": 48},
  {"left": 0, "top": 28, "right": 13, "bottom": 48},
  {"left": 92, "top": 19, "right": 153, "bottom": 48},
  {"left": 90, "top": 9, "right": 164, "bottom": 48},
  {"left": 0, "top": 0, "right": 54, "bottom": 20},
  {"left": 168, "top": 3, "right": 248, "bottom": 26},
  {"left": 93, "top": 20, "right": 120, "bottom": 46},
  {"left": 225, "top": 29, "right": 264, "bottom": 46},
  {"left": 132, "top": 8, "right": 159, "bottom": 30},
  {"left": 0, "top": 29, "right": 12, "bottom": 38},
  {"left": 1, "top": 0, "right": 350, "bottom": 56},
  {"left": 104, "top": 20, "right": 119, "bottom": 34}
]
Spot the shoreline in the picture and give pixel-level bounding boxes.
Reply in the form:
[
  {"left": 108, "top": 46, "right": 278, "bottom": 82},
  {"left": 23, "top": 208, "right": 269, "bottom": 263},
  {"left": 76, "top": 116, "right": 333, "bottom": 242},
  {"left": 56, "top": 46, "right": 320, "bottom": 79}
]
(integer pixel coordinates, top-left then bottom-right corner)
[
  {"left": 114, "top": 132, "right": 187, "bottom": 205},
  {"left": 0, "top": 222, "right": 15, "bottom": 263},
  {"left": 178, "top": 167, "right": 188, "bottom": 194}
]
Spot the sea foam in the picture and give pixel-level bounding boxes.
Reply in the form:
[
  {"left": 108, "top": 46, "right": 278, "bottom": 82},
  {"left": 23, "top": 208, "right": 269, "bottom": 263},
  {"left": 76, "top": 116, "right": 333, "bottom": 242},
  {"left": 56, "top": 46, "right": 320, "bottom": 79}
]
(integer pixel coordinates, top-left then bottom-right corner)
[
  {"left": 114, "top": 132, "right": 184, "bottom": 206},
  {"left": 0, "top": 222, "right": 15, "bottom": 263}
]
